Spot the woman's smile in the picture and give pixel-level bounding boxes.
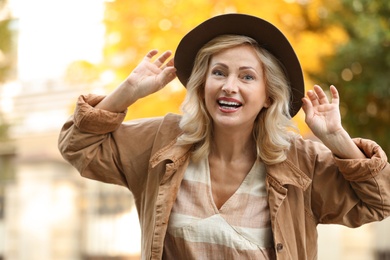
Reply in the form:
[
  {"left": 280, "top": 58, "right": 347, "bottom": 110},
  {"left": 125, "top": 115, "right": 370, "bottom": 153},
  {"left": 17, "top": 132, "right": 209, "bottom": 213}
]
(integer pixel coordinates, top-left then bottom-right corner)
[{"left": 217, "top": 97, "right": 243, "bottom": 113}]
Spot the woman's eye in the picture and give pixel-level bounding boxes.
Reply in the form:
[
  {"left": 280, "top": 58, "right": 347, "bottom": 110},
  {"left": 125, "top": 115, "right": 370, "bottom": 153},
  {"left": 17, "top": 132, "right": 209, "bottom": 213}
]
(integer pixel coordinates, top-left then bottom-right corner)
[
  {"left": 212, "top": 70, "right": 224, "bottom": 76},
  {"left": 243, "top": 74, "right": 254, "bottom": 80}
]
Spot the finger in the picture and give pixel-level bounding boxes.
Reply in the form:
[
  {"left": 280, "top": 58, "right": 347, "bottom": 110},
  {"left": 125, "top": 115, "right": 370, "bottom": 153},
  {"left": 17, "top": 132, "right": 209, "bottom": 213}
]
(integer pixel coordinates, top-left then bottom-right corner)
[
  {"left": 166, "top": 57, "right": 174, "bottom": 67},
  {"left": 313, "top": 85, "right": 330, "bottom": 104},
  {"left": 145, "top": 49, "right": 159, "bottom": 60},
  {"left": 161, "top": 57, "right": 174, "bottom": 70},
  {"left": 307, "top": 89, "right": 320, "bottom": 107},
  {"left": 153, "top": 50, "right": 173, "bottom": 67},
  {"left": 156, "top": 66, "right": 177, "bottom": 89},
  {"left": 329, "top": 85, "right": 340, "bottom": 105},
  {"left": 301, "top": 97, "right": 314, "bottom": 119}
]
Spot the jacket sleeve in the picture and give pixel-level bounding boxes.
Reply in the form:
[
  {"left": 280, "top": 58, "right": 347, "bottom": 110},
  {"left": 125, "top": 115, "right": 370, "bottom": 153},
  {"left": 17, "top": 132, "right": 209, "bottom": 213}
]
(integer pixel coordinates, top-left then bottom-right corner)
[
  {"left": 308, "top": 138, "right": 390, "bottom": 227},
  {"left": 58, "top": 94, "right": 162, "bottom": 195}
]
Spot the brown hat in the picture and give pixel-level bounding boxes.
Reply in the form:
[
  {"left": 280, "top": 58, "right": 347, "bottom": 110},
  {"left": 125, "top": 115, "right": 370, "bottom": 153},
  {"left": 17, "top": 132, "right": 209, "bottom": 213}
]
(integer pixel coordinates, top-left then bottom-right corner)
[{"left": 174, "top": 13, "right": 304, "bottom": 117}]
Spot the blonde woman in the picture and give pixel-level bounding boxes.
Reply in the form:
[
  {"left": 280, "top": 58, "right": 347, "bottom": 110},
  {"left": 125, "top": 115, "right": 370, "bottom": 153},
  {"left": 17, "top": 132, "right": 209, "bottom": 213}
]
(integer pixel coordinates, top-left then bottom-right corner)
[{"left": 59, "top": 14, "right": 390, "bottom": 259}]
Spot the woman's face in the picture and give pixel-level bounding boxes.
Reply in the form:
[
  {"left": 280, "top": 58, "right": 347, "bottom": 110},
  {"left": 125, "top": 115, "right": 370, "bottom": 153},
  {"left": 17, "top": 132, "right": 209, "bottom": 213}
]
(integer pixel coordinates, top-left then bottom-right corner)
[{"left": 204, "top": 45, "right": 269, "bottom": 132}]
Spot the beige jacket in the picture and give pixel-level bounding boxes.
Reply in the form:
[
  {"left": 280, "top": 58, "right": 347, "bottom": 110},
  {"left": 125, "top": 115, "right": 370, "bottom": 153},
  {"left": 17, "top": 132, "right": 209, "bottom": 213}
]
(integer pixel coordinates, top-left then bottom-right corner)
[{"left": 58, "top": 94, "right": 390, "bottom": 260}]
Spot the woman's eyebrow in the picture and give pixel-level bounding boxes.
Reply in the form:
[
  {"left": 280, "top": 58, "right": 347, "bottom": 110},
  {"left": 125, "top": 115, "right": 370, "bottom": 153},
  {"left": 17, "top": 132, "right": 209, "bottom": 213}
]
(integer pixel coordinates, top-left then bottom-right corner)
[
  {"left": 211, "top": 63, "right": 258, "bottom": 71},
  {"left": 210, "top": 62, "right": 228, "bottom": 68},
  {"left": 239, "top": 66, "right": 257, "bottom": 71}
]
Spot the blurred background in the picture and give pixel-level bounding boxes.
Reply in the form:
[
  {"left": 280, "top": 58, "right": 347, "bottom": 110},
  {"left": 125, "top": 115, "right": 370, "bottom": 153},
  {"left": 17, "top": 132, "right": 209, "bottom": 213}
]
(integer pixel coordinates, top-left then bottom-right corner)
[{"left": 0, "top": 0, "right": 389, "bottom": 259}]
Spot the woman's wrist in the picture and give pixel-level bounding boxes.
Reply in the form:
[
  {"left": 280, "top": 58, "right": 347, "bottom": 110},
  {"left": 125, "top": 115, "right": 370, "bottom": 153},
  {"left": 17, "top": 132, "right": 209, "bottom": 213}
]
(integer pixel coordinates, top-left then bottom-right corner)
[
  {"left": 319, "top": 129, "right": 366, "bottom": 159},
  {"left": 95, "top": 80, "right": 139, "bottom": 112}
]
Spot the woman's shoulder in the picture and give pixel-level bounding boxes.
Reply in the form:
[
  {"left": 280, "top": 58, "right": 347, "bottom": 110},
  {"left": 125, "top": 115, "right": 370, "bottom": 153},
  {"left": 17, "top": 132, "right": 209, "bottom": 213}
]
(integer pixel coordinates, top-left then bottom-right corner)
[
  {"left": 116, "top": 113, "right": 184, "bottom": 159},
  {"left": 158, "top": 113, "right": 183, "bottom": 138},
  {"left": 162, "top": 113, "right": 182, "bottom": 125},
  {"left": 287, "top": 135, "right": 332, "bottom": 160},
  {"left": 120, "top": 113, "right": 182, "bottom": 140},
  {"left": 122, "top": 113, "right": 182, "bottom": 128}
]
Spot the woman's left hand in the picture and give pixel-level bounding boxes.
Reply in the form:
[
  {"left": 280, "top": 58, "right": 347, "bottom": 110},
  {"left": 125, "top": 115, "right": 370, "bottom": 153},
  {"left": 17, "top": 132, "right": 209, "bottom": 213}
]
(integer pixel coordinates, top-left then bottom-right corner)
[
  {"left": 302, "top": 84, "right": 366, "bottom": 159},
  {"left": 302, "top": 85, "right": 343, "bottom": 140}
]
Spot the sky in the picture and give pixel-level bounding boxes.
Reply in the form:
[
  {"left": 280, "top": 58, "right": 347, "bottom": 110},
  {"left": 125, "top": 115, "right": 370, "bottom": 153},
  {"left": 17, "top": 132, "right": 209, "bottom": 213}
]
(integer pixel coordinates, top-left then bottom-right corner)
[
  {"left": 9, "top": 0, "right": 105, "bottom": 81},
  {"left": 0, "top": 0, "right": 106, "bottom": 131}
]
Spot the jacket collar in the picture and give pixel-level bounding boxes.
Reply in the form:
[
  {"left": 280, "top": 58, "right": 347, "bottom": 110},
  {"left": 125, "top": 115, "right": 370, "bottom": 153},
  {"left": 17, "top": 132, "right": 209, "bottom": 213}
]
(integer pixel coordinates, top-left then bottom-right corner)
[
  {"left": 151, "top": 137, "right": 312, "bottom": 191},
  {"left": 266, "top": 159, "right": 311, "bottom": 190},
  {"left": 150, "top": 137, "right": 192, "bottom": 168}
]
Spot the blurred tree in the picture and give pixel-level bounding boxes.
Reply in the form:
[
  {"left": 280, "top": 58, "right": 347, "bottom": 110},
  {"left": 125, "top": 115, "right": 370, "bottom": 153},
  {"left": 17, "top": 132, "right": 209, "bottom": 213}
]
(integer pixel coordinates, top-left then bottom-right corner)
[
  {"left": 307, "top": 0, "right": 390, "bottom": 153},
  {"left": 102, "top": 0, "right": 339, "bottom": 135},
  {"left": 0, "top": 0, "right": 15, "bottom": 206},
  {"left": 0, "top": 0, "right": 13, "bottom": 140},
  {"left": 0, "top": 0, "right": 13, "bottom": 83}
]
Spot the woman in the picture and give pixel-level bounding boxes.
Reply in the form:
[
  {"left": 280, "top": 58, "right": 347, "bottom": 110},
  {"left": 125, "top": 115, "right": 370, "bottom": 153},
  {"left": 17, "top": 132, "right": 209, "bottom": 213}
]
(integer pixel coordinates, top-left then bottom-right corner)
[{"left": 59, "top": 14, "right": 390, "bottom": 259}]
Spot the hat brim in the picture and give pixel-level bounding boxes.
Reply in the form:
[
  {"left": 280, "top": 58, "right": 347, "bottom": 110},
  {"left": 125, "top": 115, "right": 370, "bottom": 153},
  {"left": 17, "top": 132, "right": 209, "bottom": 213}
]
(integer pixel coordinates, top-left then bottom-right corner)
[{"left": 174, "top": 13, "right": 304, "bottom": 117}]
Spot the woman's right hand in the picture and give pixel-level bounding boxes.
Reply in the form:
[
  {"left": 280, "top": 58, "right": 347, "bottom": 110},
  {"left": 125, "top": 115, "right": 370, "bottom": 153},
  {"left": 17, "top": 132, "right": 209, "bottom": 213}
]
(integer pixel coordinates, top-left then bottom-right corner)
[
  {"left": 95, "top": 50, "right": 176, "bottom": 113},
  {"left": 127, "top": 50, "right": 177, "bottom": 99}
]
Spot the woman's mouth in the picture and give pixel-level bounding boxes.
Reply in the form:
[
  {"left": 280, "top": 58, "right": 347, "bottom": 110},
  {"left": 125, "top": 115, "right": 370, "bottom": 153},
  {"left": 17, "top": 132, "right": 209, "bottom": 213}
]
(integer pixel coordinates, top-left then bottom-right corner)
[{"left": 217, "top": 98, "right": 242, "bottom": 112}]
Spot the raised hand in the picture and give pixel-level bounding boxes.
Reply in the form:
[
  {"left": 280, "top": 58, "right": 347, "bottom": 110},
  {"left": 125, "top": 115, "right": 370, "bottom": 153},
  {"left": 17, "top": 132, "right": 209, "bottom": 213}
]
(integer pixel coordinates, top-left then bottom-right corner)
[
  {"left": 127, "top": 50, "right": 177, "bottom": 99},
  {"left": 95, "top": 50, "right": 176, "bottom": 113},
  {"left": 302, "top": 85, "right": 343, "bottom": 140},
  {"left": 302, "top": 85, "right": 365, "bottom": 159}
]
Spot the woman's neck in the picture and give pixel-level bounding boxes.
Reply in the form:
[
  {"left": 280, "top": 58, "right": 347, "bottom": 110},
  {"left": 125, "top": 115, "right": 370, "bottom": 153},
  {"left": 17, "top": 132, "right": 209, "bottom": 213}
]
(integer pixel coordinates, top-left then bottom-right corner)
[{"left": 210, "top": 127, "right": 256, "bottom": 163}]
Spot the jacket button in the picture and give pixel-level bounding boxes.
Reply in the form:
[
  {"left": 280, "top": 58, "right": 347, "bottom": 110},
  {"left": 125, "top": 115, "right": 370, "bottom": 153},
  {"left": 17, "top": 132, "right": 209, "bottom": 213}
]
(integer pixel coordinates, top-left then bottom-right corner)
[{"left": 276, "top": 243, "right": 283, "bottom": 252}]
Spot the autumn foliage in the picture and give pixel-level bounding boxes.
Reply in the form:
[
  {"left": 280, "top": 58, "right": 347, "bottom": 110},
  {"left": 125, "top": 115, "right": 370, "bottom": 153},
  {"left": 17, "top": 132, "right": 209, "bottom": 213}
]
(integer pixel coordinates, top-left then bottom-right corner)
[{"left": 101, "top": 0, "right": 350, "bottom": 136}]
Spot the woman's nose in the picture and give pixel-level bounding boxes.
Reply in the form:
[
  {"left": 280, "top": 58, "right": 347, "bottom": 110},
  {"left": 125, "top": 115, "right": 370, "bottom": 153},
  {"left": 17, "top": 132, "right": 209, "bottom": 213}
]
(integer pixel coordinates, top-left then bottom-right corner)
[{"left": 222, "top": 76, "right": 238, "bottom": 94}]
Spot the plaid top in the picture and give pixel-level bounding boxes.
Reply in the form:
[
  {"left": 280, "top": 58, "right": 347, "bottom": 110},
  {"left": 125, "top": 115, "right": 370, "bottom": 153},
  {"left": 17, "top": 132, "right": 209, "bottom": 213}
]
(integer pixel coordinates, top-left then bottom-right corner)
[{"left": 163, "top": 158, "right": 275, "bottom": 259}]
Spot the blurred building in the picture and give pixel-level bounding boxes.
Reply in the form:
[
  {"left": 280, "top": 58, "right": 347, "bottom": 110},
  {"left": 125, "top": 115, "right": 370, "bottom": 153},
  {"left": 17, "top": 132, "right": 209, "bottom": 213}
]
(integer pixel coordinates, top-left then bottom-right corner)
[
  {"left": 0, "top": 0, "right": 140, "bottom": 259},
  {"left": 1, "top": 79, "right": 141, "bottom": 260},
  {"left": 0, "top": 0, "right": 389, "bottom": 260}
]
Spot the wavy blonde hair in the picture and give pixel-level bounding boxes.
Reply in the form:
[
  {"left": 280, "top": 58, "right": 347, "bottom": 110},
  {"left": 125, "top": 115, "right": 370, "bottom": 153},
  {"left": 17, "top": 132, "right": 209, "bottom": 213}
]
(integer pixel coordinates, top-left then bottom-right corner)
[{"left": 178, "top": 35, "right": 299, "bottom": 165}]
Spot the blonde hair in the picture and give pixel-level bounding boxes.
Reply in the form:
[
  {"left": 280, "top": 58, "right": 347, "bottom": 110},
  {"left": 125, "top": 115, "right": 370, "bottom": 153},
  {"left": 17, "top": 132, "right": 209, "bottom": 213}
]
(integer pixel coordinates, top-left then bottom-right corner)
[{"left": 178, "top": 35, "right": 298, "bottom": 165}]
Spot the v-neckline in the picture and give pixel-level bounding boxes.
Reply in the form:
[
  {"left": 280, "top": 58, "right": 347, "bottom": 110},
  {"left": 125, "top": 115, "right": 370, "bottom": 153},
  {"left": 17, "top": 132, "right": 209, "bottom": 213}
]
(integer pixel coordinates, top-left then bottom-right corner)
[{"left": 205, "top": 157, "right": 258, "bottom": 213}]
